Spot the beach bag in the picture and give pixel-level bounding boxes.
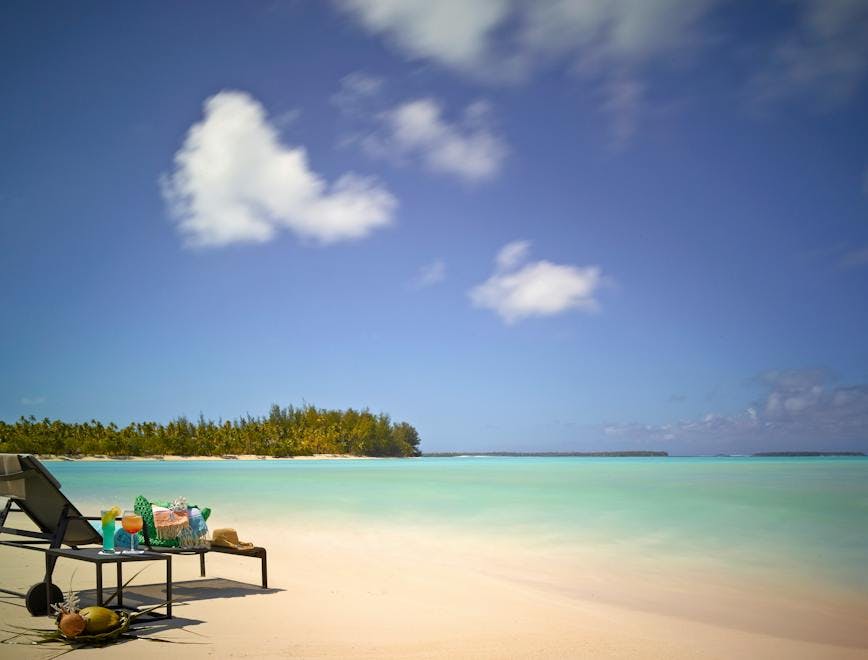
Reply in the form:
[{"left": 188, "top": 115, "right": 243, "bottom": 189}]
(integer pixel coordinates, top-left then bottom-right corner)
[{"left": 134, "top": 495, "right": 211, "bottom": 548}]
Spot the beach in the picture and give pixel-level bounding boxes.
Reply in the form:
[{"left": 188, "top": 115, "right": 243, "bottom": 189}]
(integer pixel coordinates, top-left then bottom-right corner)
[{"left": 2, "top": 457, "right": 867, "bottom": 658}]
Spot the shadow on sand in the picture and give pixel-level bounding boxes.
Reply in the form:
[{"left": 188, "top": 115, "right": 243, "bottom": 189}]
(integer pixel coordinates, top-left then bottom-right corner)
[{"left": 74, "top": 578, "right": 282, "bottom": 639}]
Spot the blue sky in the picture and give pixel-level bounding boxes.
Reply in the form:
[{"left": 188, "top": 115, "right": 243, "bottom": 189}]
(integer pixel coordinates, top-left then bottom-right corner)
[{"left": 2, "top": 1, "right": 867, "bottom": 454}]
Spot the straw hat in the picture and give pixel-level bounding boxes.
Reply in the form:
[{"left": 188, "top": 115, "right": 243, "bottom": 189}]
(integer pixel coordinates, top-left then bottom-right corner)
[{"left": 211, "top": 528, "right": 255, "bottom": 551}]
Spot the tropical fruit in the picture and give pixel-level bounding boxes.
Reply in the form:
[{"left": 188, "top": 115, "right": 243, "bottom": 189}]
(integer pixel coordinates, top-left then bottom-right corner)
[
  {"left": 58, "top": 611, "right": 86, "bottom": 637},
  {"left": 101, "top": 506, "right": 121, "bottom": 526},
  {"left": 79, "top": 606, "right": 120, "bottom": 634}
]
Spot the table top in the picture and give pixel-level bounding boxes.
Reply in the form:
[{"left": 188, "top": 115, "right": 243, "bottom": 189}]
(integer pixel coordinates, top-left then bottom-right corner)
[{"left": 47, "top": 547, "right": 170, "bottom": 563}]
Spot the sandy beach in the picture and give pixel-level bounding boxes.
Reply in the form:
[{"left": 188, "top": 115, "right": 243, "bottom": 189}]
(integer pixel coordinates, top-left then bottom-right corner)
[{"left": 2, "top": 514, "right": 867, "bottom": 659}]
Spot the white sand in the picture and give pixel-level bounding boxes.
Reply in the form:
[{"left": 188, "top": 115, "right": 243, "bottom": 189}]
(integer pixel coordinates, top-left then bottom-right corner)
[{"left": 2, "top": 518, "right": 867, "bottom": 659}]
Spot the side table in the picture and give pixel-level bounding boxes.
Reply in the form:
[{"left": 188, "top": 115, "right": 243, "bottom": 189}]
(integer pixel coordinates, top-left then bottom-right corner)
[{"left": 45, "top": 547, "right": 172, "bottom": 618}]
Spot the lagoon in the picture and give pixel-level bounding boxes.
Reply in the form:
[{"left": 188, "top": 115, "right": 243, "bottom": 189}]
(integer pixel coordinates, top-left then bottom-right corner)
[{"left": 49, "top": 455, "right": 868, "bottom": 596}]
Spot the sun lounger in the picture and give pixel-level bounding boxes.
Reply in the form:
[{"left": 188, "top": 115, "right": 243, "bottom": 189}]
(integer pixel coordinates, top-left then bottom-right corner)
[
  {"left": 140, "top": 541, "right": 268, "bottom": 590},
  {"left": 0, "top": 453, "right": 268, "bottom": 616},
  {"left": 0, "top": 454, "right": 103, "bottom": 614}
]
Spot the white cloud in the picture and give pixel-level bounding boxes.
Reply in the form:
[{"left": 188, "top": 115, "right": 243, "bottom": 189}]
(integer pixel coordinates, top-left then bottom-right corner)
[
  {"left": 470, "top": 241, "right": 604, "bottom": 323},
  {"left": 495, "top": 240, "right": 531, "bottom": 271},
  {"left": 337, "top": 0, "right": 511, "bottom": 75},
  {"left": 751, "top": 0, "right": 868, "bottom": 107},
  {"left": 364, "top": 98, "right": 508, "bottom": 182},
  {"left": 411, "top": 259, "right": 446, "bottom": 288},
  {"left": 600, "top": 75, "right": 644, "bottom": 150},
  {"left": 161, "top": 91, "right": 397, "bottom": 248},
  {"left": 519, "top": 0, "right": 716, "bottom": 68},
  {"left": 331, "top": 71, "right": 385, "bottom": 116},
  {"left": 335, "top": 0, "right": 719, "bottom": 144},
  {"left": 20, "top": 396, "right": 46, "bottom": 405},
  {"left": 602, "top": 369, "right": 868, "bottom": 453},
  {"left": 336, "top": 0, "right": 715, "bottom": 80}
]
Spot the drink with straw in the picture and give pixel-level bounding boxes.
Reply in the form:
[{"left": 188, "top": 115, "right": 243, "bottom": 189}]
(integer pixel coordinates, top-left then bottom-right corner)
[
  {"left": 99, "top": 506, "right": 120, "bottom": 555},
  {"left": 121, "top": 510, "right": 144, "bottom": 554}
]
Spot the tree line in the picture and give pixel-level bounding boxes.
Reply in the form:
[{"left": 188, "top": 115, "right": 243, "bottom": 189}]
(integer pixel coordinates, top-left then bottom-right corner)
[{"left": 0, "top": 404, "right": 421, "bottom": 458}]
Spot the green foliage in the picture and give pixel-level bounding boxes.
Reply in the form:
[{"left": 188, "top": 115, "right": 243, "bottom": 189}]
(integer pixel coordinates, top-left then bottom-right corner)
[{"left": 0, "top": 405, "right": 421, "bottom": 458}]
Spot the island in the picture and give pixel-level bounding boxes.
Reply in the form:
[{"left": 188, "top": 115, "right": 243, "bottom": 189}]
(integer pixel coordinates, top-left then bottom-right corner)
[
  {"left": 0, "top": 404, "right": 421, "bottom": 458},
  {"left": 751, "top": 451, "right": 865, "bottom": 457}
]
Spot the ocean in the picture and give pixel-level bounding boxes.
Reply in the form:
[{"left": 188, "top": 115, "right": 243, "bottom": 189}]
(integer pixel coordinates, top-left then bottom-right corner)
[{"left": 46, "top": 456, "right": 868, "bottom": 597}]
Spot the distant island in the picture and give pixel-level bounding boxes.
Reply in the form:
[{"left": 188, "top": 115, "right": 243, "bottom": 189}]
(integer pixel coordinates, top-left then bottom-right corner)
[
  {"left": 751, "top": 451, "right": 865, "bottom": 457},
  {"left": 423, "top": 451, "right": 669, "bottom": 457},
  {"left": 0, "top": 404, "right": 421, "bottom": 458}
]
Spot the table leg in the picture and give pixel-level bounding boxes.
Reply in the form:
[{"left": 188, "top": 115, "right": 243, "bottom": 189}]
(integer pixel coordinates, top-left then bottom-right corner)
[
  {"left": 116, "top": 562, "right": 123, "bottom": 608},
  {"left": 166, "top": 557, "right": 172, "bottom": 619},
  {"left": 199, "top": 552, "right": 206, "bottom": 577},
  {"left": 95, "top": 564, "right": 103, "bottom": 606}
]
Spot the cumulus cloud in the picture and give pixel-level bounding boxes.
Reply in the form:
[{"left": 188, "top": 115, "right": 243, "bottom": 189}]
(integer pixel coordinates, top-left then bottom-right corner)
[
  {"left": 161, "top": 91, "right": 397, "bottom": 248},
  {"left": 750, "top": 0, "right": 868, "bottom": 107},
  {"left": 470, "top": 241, "right": 604, "bottom": 323},
  {"left": 20, "top": 396, "right": 46, "bottom": 406},
  {"left": 603, "top": 369, "right": 868, "bottom": 454},
  {"left": 360, "top": 97, "right": 508, "bottom": 182},
  {"left": 410, "top": 259, "right": 446, "bottom": 288}
]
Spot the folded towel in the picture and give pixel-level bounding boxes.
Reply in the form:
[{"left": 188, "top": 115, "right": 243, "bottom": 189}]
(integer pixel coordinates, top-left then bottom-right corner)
[
  {"left": 0, "top": 455, "right": 25, "bottom": 499},
  {"left": 152, "top": 505, "right": 190, "bottom": 540},
  {"left": 188, "top": 506, "right": 208, "bottom": 537}
]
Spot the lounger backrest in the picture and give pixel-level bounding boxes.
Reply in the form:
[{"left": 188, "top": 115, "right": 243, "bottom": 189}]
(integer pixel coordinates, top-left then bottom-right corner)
[{"left": 3, "top": 454, "right": 101, "bottom": 546}]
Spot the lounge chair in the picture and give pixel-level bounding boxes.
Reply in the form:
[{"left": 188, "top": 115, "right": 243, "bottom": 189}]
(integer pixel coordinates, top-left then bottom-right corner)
[
  {"left": 0, "top": 454, "right": 105, "bottom": 614},
  {"left": 140, "top": 528, "right": 268, "bottom": 591},
  {"left": 0, "top": 453, "right": 268, "bottom": 616}
]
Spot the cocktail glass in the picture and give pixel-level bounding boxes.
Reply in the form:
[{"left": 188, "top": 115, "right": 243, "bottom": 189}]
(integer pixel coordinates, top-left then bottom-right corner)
[
  {"left": 121, "top": 510, "right": 144, "bottom": 554},
  {"left": 98, "top": 509, "right": 118, "bottom": 555}
]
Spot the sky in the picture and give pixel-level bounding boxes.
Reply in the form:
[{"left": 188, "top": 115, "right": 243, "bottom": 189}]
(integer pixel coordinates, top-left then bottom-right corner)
[{"left": 1, "top": 1, "right": 867, "bottom": 455}]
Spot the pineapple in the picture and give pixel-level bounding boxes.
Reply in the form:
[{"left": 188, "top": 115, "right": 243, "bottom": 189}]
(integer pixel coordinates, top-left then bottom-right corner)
[{"left": 51, "top": 585, "right": 85, "bottom": 638}]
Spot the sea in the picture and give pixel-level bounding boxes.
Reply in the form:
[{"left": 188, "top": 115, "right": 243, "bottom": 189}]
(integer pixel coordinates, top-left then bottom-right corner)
[{"left": 47, "top": 456, "right": 868, "bottom": 597}]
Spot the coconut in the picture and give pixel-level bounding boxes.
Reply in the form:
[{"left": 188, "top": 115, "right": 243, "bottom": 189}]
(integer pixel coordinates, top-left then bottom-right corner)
[
  {"left": 79, "top": 606, "right": 120, "bottom": 634},
  {"left": 58, "top": 611, "right": 86, "bottom": 638}
]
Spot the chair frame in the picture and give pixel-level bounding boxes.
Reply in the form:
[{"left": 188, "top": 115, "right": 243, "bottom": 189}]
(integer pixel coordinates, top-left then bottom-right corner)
[{"left": 0, "top": 496, "right": 96, "bottom": 614}]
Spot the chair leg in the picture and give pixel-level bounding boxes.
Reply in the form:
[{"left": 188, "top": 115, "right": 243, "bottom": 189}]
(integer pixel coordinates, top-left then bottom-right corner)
[
  {"left": 260, "top": 549, "right": 268, "bottom": 589},
  {"left": 43, "top": 554, "right": 58, "bottom": 616},
  {"left": 199, "top": 553, "right": 206, "bottom": 578}
]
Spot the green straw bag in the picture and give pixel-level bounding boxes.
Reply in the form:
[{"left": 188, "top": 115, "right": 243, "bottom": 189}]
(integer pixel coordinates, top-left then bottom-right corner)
[{"left": 134, "top": 495, "right": 211, "bottom": 547}]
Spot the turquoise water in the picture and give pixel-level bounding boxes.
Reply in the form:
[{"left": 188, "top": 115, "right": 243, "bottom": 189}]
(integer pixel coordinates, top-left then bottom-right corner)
[{"left": 46, "top": 456, "right": 868, "bottom": 593}]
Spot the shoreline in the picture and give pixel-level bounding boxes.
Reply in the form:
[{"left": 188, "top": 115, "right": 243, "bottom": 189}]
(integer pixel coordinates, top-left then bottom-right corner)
[{"left": 36, "top": 453, "right": 381, "bottom": 462}]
